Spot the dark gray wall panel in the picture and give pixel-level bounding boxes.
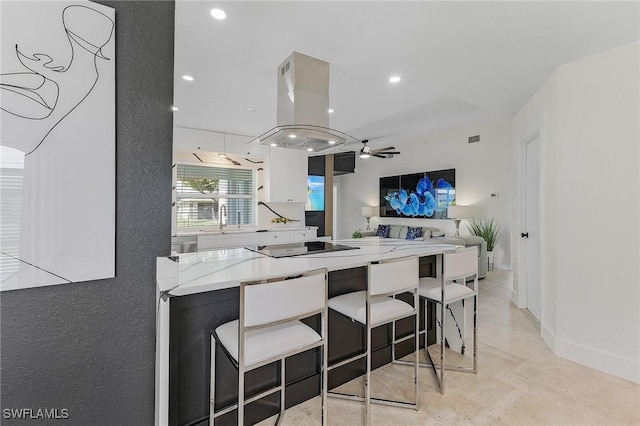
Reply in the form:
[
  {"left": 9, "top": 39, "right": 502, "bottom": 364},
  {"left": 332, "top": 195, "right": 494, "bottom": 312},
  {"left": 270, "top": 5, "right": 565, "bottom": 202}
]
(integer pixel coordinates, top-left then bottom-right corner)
[{"left": 0, "top": 1, "right": 174, "bottom": 424}]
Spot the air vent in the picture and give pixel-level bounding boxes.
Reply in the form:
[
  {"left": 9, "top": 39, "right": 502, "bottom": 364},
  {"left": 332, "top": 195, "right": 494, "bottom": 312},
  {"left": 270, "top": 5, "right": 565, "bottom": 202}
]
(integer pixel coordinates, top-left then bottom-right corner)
[
  {"left": 468, "top": 135, "right": 480, "bottom": 143},
  {"left": 280, "top": 61, "right": 290, "bottom": 76}
]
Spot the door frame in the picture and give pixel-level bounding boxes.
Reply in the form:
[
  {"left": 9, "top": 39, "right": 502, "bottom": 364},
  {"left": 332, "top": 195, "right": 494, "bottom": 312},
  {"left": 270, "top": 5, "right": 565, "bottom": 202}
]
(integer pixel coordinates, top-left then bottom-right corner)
[
  {"left": 522, "top": 130, "right": 542, "bottom": 323},
  {"left": 515, "top": 128, "right": 542, "bottom": 319}
]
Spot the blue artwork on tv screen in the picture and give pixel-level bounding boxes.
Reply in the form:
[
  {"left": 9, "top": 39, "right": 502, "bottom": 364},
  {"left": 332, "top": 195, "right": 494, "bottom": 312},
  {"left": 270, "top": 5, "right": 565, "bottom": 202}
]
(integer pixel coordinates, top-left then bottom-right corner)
[
  {"left": 306, "top": 175, "right": 325, "bottom": 211},
  {"left": 380, "top": 169, "right": 455, "bottom": 219}
]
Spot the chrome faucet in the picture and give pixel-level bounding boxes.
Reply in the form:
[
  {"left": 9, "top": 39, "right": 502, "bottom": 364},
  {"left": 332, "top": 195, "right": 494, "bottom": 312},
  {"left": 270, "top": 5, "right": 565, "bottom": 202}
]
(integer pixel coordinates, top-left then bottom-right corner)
[{"left": 219, "top": 204, "right": 227, "bottom": 230}]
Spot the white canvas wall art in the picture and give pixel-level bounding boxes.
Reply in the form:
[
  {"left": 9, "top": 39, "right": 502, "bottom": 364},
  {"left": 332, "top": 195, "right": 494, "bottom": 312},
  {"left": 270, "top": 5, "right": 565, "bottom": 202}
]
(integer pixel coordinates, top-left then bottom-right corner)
[{"left": 0, "top": 1, "right": 115, "bottom": 290}]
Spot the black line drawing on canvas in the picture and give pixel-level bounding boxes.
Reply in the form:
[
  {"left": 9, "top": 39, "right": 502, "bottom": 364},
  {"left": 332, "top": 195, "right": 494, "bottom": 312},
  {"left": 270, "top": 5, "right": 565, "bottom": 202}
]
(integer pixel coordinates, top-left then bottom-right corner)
[
  {"left": 0, "top": 5, "right": 114, "bottom": 156},
  {"left": 1, "top": 251, "right": 72, "bottom": 284},
  {"left": 0, "top": 1, "right": 115, "bottom": 290}
]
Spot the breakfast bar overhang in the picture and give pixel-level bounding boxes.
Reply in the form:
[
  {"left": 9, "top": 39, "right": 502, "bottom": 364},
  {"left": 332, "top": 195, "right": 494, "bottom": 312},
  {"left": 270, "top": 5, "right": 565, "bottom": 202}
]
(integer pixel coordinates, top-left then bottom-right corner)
[{"left": 155, "top": 239, "right": 461, "bottom": 426}]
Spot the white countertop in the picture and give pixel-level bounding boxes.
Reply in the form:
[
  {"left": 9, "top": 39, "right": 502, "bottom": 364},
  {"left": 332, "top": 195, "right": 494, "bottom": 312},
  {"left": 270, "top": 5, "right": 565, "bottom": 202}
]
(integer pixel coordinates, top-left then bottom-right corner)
[
  {"left": 173, "top": 226, "right": 317, "bottom": 237},
  {"left": 157, "top": 238, "right": 460, "bottom": 297}
]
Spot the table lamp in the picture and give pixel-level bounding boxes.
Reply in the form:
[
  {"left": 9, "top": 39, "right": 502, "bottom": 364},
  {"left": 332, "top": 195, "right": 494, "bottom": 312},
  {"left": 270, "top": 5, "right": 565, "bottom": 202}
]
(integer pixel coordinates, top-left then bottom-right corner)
[
  {"left": 447, "top": 205, "right": 478, "bottom": 236},
  {"left": 361, "top": 206, "right": 377, "bottom": 231}
]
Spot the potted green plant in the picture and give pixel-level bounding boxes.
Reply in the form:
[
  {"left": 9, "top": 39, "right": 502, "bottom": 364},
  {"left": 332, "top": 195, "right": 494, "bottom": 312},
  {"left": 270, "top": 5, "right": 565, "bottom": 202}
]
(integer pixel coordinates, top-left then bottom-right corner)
[{"left": 466, "top": 217, "right": 501, "bottom": 270}]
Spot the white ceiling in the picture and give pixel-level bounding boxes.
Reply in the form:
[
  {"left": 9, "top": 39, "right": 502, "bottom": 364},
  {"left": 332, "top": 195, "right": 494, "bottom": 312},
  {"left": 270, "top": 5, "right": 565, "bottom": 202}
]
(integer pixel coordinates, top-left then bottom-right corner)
[{"left": 173, "top": 1, "right": 639, "bottom": 144}]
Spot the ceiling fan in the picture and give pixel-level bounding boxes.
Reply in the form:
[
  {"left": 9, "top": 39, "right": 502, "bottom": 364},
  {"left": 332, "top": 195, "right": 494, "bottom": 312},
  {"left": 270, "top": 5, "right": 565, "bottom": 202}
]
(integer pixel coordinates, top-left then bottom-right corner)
[{"left": 359, "top": 139, "right": 401, "bottom": 159}]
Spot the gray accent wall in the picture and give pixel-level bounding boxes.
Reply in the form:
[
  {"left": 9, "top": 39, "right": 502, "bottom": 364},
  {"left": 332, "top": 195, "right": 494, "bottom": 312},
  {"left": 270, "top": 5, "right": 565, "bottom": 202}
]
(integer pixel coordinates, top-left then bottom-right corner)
[{"left": 0, "top": 1, "right": 174, "bottom": 424}]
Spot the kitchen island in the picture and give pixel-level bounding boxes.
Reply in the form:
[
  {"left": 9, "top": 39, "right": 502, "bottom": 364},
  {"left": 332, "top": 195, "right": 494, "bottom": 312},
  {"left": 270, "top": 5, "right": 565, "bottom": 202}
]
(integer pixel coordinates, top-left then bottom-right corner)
[{"left": 155, "top": 238, "right": 460, "bottom": 426}]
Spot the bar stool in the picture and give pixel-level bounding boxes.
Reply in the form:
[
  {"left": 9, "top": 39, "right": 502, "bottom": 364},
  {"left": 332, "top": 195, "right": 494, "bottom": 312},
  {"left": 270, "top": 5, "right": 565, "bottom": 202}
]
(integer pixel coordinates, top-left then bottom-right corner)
[
  {"left": 418, "top": 246, "right": 478, "bottom": 394},
  {"left": 210, "top": 268, "right": 328, "bottom": 425},
  {"left": 327, "top": 255, "right": 420, "bottom": 424}
]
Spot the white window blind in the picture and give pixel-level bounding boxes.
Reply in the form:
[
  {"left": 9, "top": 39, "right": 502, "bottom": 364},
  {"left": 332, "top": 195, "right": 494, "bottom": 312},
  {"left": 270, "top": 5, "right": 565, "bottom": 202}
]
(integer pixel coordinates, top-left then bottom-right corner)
[
  {"left": 0, "top": 167, "right": 23, "bottom": 280},
  {"left": 175, "top": 164, "right": 255, "bottom": 228}
]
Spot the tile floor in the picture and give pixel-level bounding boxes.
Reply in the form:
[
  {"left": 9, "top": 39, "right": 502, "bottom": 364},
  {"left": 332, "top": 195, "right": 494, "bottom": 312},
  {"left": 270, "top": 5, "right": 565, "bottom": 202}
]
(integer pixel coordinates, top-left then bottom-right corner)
[{"left": 261, "top": 269, "right": 640, "bottom": 425}]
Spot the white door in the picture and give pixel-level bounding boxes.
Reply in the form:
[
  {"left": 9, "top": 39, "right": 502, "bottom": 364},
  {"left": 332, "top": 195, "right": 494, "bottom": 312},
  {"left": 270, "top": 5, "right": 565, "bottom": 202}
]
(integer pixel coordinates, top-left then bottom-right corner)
[{"left": 524, "top": 135, "right": 542, "bottom": 321}]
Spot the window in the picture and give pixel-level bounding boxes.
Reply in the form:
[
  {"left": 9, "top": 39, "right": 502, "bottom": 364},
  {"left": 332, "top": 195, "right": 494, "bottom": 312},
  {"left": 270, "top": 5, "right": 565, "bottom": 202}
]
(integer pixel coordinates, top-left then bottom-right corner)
[{"left": 175, "top": 164, "right": 255, "bottom": 228}]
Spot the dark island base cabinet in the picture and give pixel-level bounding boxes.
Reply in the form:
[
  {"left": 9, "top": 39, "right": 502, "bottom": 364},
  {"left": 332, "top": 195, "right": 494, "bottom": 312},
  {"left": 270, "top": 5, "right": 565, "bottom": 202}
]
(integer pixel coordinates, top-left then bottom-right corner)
[{"left": 169, "top": 256, "right": 438, "bottom": 426}]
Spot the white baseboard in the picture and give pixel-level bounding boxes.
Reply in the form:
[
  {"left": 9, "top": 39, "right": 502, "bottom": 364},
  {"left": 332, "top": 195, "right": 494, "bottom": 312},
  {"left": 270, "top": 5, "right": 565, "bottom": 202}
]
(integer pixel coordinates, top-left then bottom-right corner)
[
  {"left": 541, "top": 323, "right": 556, "bottom": 352},
  {"left": 541, "top": 324, "right": 639, "bottom": 384},
  {"left": 511, "top": 289, "right": 519, "bottom": 307},
  {"left": 495, "top": 261, "right": 511, "bottom": 271},
  {"left": 511, "top": 289, "right": 526, "bottom": 308}
]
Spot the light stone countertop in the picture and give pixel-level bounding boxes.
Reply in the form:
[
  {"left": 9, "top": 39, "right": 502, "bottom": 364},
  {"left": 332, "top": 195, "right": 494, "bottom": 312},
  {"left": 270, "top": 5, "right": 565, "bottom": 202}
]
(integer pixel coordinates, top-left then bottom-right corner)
[
  {"left": 173, "top": 225, "right": 317, "bottom": 237},
  {"left": 157, "top": 238, "right": 460, "bottom": 297}
]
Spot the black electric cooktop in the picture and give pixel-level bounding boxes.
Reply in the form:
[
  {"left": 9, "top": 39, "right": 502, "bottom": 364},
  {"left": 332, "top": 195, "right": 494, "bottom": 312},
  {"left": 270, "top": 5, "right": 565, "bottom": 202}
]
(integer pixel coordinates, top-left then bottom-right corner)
[{"left": 245, "top": 241, "right": 359, "bottom": 258}]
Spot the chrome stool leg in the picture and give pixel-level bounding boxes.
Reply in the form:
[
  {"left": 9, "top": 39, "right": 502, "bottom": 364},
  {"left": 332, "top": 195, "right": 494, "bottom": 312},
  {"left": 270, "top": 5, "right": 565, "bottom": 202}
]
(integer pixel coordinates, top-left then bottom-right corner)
[
  {"left": 473, "top": 294, "right": 478, "bottom": 373},
  {"left": 210, "top": 337, "right": 216, "bottom": 426},
  {"left": 440, "top": 297, "right": 446, "bottom": 394}
]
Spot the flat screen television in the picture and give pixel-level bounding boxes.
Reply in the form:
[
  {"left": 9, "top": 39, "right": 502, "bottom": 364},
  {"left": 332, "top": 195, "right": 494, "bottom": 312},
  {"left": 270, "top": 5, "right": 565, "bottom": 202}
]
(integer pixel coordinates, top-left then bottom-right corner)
[{"left": 306, "top": 175, "right": 325, "bottom": 211}]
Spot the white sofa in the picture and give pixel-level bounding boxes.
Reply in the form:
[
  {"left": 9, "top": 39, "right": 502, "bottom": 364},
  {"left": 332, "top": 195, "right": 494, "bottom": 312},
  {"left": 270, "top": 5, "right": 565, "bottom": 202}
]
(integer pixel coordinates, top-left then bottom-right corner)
[{"left": 369, "top": 225, "right": 487, "bottom": 279}]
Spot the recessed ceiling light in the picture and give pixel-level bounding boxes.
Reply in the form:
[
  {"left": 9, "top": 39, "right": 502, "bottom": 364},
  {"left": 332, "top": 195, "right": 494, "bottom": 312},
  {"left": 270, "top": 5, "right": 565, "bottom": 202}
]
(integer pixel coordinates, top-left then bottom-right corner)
[
  {"left": 182, "top": 75, "right": 194, "bottom": 81},
  {"left": 171, "top": 106, "right": 179, "bottom": 111},
  {"left": 389, "top": 76, "right": 401, "bottom": 83},
  {"left": 328, "top": 140, "right": 336, "bottom": 145},
  {"left": 210, "top": 8, "right": 226, "bottom": 20},
  {"left": 306, "top": 147, "right": 314, "bottom": 152},
  {"left": 289, "top": 134, "right": 297, "bottom": 139},
  {"left": 328, "top": 108, "right": 334, "bottom": 114},
  {"left": 219, "top": 153, "right": 227, "bottom": 158},
  {"left": 270, "top": 143, "right": 278, "bottom": 147}
]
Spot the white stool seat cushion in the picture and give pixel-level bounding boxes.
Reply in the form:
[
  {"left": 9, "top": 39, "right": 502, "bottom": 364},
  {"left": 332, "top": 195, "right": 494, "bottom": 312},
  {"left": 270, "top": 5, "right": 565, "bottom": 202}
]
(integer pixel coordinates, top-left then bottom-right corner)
[
  {"left": 419, "top": 277, "right": 475, "bottom": 303},
  {"left": 215, "top": 320, "right": 321, "bottom": 367},
  {"left": 328, "top": 291, "right": 415, "bottom": 326}
]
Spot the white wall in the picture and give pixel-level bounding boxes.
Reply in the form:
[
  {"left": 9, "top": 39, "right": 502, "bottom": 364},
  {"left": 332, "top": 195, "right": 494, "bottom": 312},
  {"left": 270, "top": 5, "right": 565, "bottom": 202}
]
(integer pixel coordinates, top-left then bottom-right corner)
[
  {"left": 336, "top": 115, "right": 513, "bottom": 269},
  {"left": 512, "top": 41, "right": 640, "bottom": 383}
]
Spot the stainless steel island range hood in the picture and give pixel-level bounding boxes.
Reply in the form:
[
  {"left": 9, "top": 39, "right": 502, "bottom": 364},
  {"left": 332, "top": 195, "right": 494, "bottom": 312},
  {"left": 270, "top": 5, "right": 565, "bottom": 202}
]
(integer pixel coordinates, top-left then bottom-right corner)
[{"left": 251, "top": 52, "right": 359, "bottom": 152}]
